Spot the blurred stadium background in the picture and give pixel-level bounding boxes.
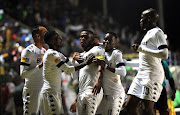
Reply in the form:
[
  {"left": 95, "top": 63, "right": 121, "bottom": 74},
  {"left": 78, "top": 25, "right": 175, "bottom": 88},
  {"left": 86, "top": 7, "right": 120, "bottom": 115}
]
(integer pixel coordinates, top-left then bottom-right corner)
[{"left": 0, "top": 0, "right": 180, "bottom": 115}]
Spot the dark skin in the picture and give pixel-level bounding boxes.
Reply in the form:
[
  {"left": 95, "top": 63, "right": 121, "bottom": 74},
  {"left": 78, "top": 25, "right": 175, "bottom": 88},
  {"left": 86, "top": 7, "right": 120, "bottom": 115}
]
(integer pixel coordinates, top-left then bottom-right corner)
[
  {"left": 72, "top": 31, "right": 96, "bottom": 63},
  {"left": 132, "top": 9, "right": 159, "bottom": 51},
  {"left": 49, "top": 31, "right": 94, "bottom": 72},
  {"left": 70, "top": 30, "right": 104, "bottom": 112},
  {"left": 126, "top": 9, "right": 159, "bottom": 115},
  {"left": 102, "top": 33, "right": 117, "bottom": 73},
  {"left": 94, "top": 33, "right": 119, "bottom": 73}
]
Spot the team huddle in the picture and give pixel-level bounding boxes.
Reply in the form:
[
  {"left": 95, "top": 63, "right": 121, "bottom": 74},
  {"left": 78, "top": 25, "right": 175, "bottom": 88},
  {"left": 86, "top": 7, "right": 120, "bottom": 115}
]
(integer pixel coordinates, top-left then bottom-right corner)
[{"left": 20, "top": 8, "right": 169, "bottom": 115}]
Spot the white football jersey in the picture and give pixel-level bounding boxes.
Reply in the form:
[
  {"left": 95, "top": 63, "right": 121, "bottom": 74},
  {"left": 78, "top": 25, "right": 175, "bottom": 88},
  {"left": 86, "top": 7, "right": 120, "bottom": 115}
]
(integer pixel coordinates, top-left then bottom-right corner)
[
  {"left": 103, "top": 49, "right": 125, "bottom": 96},
  {"left": 20, "top": 44, "right": 46, "bottom": 89},
  {"left": 78, "top": 46, "right": 105, "bottom": 94},
  {"left": 41, "top": 49, "right": 67, "bottom": 92},
  {"left": 136, "top": 27, "right": 167, "bottom": 83}
]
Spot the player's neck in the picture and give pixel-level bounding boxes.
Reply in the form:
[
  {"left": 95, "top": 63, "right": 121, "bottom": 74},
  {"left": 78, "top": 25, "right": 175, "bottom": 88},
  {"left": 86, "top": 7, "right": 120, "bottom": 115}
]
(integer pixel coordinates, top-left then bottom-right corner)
[
  {"left": 84, "top": 45, "right": 94, "bottom": 52},
  {"left": 34, "top": 42, "right": 43, "bottom": 49},
  {"left": 145, "top": 25, "right": 156, "bottom": 31},
  {"left": 106, "top": 48, "right": 114, "bottom": 53}
]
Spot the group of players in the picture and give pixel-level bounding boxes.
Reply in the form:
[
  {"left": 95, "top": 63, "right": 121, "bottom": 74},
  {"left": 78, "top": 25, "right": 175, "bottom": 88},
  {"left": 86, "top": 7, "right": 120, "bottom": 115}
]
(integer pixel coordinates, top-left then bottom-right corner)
[{"left": 20, "top": 8, "right": 170, "bottom": 115}]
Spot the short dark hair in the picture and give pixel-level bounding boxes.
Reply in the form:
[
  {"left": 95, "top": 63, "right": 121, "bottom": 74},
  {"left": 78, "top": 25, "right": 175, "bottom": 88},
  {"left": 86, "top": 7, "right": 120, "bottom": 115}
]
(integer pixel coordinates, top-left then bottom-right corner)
[
  {"left": 143, "top": 8, "right": 159, "bottom": 20},
  {"left": 44, "top": 31, "right": 56, "bottom": 45},
  {"left": 81, "top": 29, "right": 95, "bottom": 37},
  {"left": 106, "top": 31, "right": 117, "bottom": 39}
]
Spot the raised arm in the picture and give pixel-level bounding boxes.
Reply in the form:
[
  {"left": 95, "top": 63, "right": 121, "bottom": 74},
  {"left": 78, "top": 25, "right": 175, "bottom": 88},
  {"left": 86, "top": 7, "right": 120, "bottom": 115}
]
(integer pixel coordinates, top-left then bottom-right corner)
[
  {"left": 56, "top": 53, "right": 94, "bottom": 74},
  {"left": 92, "top": 63, "right": 105, "bottom": 95},
  {"left": 105, "top": 51, "right": 126, "bottom": 77},
  {"left": 137, "top": 31, "right": 168, "bottom": 59},
  {"left": 137, "top": 45, "right": 168, "bottom": 59}
]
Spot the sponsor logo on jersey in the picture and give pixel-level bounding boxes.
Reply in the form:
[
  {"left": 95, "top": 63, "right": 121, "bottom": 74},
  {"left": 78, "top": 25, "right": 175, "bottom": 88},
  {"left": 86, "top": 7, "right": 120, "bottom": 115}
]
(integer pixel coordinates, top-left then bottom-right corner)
[
  {"left": 21, "top": 57, "right": 29, "bottom": 62},
  {"left": 54, "top": 58, "right": 60, "bottom": 63}
]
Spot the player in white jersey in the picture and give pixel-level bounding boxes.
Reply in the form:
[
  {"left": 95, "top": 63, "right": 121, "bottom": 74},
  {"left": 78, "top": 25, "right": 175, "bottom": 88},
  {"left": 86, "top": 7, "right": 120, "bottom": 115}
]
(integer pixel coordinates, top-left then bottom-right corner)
[
  {"left": 40, "top": 31, "right": 94, "bottom": 115},
  {"left": 70, "top": 30, "right": 105, "bottom": 115},
  {"left": 20, "top": 26, "right": 47, "bottom": 115},
  {"left": 95, "top": 32, "right": 126, "bottom": 115},
  {"left": 125, "top": 8, "right": 168, "bottom": 115}
]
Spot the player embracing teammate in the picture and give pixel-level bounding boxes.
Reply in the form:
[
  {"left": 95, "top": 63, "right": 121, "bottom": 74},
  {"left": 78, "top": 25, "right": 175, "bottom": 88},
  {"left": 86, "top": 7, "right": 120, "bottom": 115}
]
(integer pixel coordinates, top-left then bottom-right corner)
[{"left": 20, "top": 8, "right": 170, "bottom": 115}]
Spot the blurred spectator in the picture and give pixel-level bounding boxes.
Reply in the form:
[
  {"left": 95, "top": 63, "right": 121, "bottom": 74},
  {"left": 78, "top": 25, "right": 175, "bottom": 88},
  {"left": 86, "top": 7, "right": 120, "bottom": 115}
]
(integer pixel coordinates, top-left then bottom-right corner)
[
  {"left": 174, "top": 87, "right": 180, "bottom": 108},
  {"left": 1, "top": 76, "right": 10, "bottom": 114}
]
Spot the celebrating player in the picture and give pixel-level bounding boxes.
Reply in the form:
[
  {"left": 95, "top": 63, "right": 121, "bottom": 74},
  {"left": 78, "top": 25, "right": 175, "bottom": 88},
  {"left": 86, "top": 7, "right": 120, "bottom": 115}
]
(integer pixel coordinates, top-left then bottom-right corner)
[
  {"left": 20, "top": 26, "right": 47, "bottom": 115},
  {"left": 40, "top": 31, "right": 94, "bottom": 115},
  {"left": 95, "top": 32, "right": 126, "bottom": 115},
  {"left": 70, "top": 30, "right": 105, "bottom": 115},
  {"left": 125, "top": 8, "right": 168, "bottom": 115}
]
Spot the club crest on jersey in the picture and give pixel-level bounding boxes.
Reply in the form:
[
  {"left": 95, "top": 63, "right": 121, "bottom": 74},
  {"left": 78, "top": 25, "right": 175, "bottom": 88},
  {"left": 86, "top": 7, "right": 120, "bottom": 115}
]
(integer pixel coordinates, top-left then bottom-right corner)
[
  {"left": 21, "top": 57, "right": 29, "bottom": 62},
  {"left": 54, "top": 58, "right": 60, "bottom": 63}
]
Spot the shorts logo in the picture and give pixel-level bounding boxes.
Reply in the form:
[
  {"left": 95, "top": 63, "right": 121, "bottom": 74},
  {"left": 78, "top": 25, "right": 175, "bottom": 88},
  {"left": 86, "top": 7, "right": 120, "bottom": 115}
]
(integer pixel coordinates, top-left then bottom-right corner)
[
  {"left": 54, "top": 58, "right": 60, "bottom": 63},
  {"left": 21, "top": 57, "right": 29, "bottom": 62}
]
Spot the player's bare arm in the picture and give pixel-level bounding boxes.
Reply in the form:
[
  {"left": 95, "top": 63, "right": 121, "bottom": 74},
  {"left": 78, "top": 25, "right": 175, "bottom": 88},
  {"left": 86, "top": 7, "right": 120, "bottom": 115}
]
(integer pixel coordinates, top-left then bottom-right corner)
[
  {"left": 58, "top": 53, "right": 94, "bottom": 74},
  {"left": 72, "top": 52, "right": 84, "bottom": 63},
  {"left": 70, "top": 96, "right": 78, "bottom": 112},
  {"left": 92, "top": 63, "right": 105, "bottom": 95}
]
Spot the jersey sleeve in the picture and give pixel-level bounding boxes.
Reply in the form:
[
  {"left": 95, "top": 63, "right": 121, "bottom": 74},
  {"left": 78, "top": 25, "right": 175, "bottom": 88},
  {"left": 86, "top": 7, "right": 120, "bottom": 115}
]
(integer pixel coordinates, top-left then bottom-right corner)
[
  {"left": 114, "top": 50, "right": 125, "bottom": 66},
  {"left": 20, "top": 49, "right": 32, "bottom": 65},
  {"left": 155, "top": 30, "right": 168, "bottom": 50},
  {"left": 138, "top": 30, "right": 169, "bottom": 59},
  {"left": 20, "top": 49, "right": 39, "bottom": 79},
  {"left": 49, "top": 52, "right": 66, "bottom": 67},
  {"left": 90, "top": 46, "right": 105, "bottom": 60},
  {"left": 114, "top": 50, "right": 126, "bottom": 77},
  {"left": 50, "top": 52, "right": 75, "bottom": 74}
]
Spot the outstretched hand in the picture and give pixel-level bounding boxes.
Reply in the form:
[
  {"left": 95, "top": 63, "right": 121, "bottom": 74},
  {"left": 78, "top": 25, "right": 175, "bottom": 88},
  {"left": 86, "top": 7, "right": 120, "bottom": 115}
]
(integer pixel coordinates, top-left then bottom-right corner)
[
  {"left": 38, "top": 61, "right": 43, "bottom": 69},
  {"left": 85, "top": 53, "right": 95, "bottom": 65},
  {"left": 92, "top": 81, "right": 102, "bottom": 95},
  {"left": 93, "top": 58, "right": 105, "bottom": 67},
  {"left": 72, "top": 52, "right": 84, "bottom": 63},
  {"left": 70, "top": 100, "right": 77, "bottom": 113}
]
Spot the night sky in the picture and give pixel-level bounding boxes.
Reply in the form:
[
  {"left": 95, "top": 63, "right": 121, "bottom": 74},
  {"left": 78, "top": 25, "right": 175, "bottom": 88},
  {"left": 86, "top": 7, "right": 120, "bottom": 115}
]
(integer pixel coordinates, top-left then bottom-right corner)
[{"left": 80, "top": 0, "right": 179, "bottom": 51}]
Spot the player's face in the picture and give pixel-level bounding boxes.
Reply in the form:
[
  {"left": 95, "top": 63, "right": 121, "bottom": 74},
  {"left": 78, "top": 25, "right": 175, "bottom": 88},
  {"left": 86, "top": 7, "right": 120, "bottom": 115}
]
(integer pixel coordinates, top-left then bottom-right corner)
[
  {"left": 103, "top": 33, "right": 116, "bottom": 51},
  {"left": 140, "top": 13, "right": 149, "bottom": 30},
  {"left": 39, "top": 27, "right": 48, "bottom": 44},
  {"left": 80, "top": 31, "right": 93, "bottom": 49},
  {"left": 53, "top": 32, "right": 63, "bottom": 49}
]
